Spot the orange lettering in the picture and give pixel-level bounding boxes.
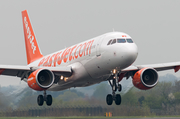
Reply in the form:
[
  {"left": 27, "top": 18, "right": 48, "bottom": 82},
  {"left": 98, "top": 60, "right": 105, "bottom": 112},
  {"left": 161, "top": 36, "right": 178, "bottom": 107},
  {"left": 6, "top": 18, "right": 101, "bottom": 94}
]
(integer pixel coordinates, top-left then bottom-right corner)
[
  {"left": 54, "top": 51, "right": 62, "bottom": 66},
  {"left": 38, "top": 58, "right": 46, "bottom": 66},
  {"left": 43, "top": 56, "right": 50, "bottom": 66},
  {"left": 61, "top": 48, "right": 71, "bottom": 63},
  {"left": 78, "top": 44, "right": 83, "bottom": 57},
  {"left": 80, "top": 42, "right": 88, "bottom": 56},
  {"left": 57, "top": 52, "right": 63, "bottom": 65},
  {"left": 86, "top": 40, "right": 94, "bottom": 55},
  {"left": 74, "top": 45, "right": 81, "bottom": 59},
  {"left": 39, "top": 40, "right": 94, "bottom": 66},
  {"left": 48, "top": 54, "right": 56, "bottom": 67},
  {"left": 69, "top": 45, "right": 77, "bottom": 61}
]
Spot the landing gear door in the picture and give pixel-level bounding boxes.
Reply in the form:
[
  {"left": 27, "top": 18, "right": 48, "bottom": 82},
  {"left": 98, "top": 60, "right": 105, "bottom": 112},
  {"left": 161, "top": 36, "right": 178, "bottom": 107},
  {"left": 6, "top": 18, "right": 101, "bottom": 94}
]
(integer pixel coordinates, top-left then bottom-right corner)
[{"left": 96, "top": 35, "right": 105, "bottom": 57}]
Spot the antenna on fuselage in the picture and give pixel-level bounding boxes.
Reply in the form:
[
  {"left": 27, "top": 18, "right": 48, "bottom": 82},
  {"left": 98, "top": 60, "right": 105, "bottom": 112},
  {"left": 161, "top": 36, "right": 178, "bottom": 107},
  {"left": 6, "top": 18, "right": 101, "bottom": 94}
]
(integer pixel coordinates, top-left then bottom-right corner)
[{"left": 112, "top": 28, "right": 115, "bottom": 32}]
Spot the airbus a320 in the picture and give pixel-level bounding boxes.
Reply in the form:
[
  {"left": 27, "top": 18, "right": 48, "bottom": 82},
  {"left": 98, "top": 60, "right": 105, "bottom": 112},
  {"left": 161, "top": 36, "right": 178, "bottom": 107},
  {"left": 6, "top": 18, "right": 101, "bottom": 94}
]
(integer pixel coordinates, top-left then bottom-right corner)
[{"left": 1, "top": 10, "right": 180, "bottom": 106}]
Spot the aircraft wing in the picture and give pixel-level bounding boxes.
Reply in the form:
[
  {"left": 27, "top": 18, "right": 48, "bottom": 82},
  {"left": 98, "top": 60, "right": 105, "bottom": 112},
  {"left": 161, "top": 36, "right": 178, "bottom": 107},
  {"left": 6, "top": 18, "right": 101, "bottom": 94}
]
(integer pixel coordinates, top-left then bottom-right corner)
[
  {"left": 115, "top": 62, "right": 180, "bottom": 81},
  {"left": 0, "top": 65, "right": 30, "bottom": 77},
  {"left": 0, "top": 65, "right": 72, "bottom": 79},
  {"left": 121, "top": 61, "right": 180, "bottom": 78}
]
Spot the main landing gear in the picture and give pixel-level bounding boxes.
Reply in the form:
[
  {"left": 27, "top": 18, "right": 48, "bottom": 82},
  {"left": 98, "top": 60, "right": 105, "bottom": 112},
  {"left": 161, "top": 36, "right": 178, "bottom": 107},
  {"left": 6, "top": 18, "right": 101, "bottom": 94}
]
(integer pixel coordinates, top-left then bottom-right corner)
[
  {"left": 106, "top": 70, "right": 122, "bottom": 105},
  {"left": 37, "top": 90, "right": 52, "bottom": 106}
]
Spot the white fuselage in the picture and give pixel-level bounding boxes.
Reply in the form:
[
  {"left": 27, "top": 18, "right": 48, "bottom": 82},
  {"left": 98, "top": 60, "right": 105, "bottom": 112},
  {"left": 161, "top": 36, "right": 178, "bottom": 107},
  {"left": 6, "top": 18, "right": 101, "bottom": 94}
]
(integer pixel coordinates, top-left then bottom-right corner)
[{"left": 29, "top": 32, "right": 138, "bottom": 91}]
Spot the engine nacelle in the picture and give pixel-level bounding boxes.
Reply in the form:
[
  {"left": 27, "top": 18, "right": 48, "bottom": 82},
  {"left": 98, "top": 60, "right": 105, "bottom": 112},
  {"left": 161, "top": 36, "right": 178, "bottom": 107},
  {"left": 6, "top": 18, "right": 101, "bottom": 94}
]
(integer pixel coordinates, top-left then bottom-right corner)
[
  {"left": 27, "top": 68, "right": 54, "bottom": 91},
  {"left": 132, "top": 68, "right": 158, "bottom": 90}
]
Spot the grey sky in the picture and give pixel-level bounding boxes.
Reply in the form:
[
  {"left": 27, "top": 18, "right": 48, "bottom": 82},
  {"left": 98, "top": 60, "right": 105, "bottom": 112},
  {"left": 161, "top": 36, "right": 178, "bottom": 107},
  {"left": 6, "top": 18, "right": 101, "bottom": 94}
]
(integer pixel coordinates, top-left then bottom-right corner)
[{"left": 0, "top": 0, "right": 180, "bottom": 86}]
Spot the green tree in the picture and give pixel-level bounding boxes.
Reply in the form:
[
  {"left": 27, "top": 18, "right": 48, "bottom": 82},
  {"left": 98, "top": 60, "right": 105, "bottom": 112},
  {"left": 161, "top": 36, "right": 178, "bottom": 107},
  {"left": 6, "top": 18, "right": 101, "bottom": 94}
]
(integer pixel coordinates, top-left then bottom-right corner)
[
  {"left": 92, "top": 83, "right": 111, "bottom": 100},
  {"left": 122, "top": 87, "right": 138, "bottom": 106}
]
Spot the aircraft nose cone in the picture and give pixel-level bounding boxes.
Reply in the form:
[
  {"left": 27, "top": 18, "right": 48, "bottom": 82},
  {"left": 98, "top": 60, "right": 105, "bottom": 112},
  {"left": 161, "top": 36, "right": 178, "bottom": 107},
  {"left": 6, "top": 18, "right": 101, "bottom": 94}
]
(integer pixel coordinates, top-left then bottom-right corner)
[{"left": 124, "top": 43, "right": 138, "bottom": 65}]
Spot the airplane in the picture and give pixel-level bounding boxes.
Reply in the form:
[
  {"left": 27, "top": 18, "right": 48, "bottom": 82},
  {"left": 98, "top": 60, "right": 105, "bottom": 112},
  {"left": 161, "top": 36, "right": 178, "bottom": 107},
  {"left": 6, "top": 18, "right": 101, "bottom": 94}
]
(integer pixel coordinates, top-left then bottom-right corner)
[{"left": 0, "top": 10, "right": 180, "bottom": 106}]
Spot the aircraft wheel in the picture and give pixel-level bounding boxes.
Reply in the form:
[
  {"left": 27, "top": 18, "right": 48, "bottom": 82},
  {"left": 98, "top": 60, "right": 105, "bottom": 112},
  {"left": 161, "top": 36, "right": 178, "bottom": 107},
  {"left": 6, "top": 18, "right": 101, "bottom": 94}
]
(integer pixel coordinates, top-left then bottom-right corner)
[
  {"left": 37, "top": 95, "right": 44, "bottom": 106},
  {"left": 46, "top": 95, "right": 52, "bottom": 106},
  {"left": 106, "top": 94, "right": 113, "bottom": 105},
  {"left": 118, "top": 84, "right": 122, "bottom": 92},
  {"left": 115, "top": 94, "right": 121, "bottom": 105}
]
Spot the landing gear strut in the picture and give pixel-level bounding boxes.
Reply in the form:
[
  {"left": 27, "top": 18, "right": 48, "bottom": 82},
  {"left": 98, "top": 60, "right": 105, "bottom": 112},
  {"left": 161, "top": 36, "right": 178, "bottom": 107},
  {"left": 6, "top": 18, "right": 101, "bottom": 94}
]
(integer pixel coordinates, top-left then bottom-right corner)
[
  {"left": 106, "top": 70, "right": 122, "bottom": 105},
  {"left": 37, "top": 90, "right": 52, "bottom": 106}
]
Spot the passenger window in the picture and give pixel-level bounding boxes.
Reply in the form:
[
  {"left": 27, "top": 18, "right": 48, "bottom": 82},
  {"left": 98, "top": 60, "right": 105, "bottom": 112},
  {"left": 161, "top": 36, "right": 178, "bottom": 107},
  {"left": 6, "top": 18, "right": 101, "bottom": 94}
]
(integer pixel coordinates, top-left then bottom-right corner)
[
  {"left": 127, "top": 39, "right": 133, "bottom": 43},
  {"left": 117, "top": 39, "right": 126, "bottom": 43},
  {"left": 111, "top": 39, "right": 116, "bottom": 44},
  {"left": 107, "top": 40, "right": 112, "bottom": 45}
]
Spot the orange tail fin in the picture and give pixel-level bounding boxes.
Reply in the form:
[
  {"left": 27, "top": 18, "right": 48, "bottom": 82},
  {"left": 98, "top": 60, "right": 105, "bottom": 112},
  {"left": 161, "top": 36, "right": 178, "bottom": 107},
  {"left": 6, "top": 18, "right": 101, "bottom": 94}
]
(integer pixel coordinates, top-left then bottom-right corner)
[{"left": 22, "top": 10, "right": 43, "bottom": 64}]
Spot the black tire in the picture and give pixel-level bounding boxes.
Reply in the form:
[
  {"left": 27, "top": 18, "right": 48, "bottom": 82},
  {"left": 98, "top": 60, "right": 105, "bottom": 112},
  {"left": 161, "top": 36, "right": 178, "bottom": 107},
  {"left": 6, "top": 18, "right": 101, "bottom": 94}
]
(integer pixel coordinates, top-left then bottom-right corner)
[
  {"left": 115, "top": 94, "right": 121, "bottom": 105},
  {"left": 106, "top": 94, "right": 113, "bottom": 105},
  {"left": 118, "top": 84, "right": 122, "bottom": 92},
  {"left": 46, "top": 95, "right": 52, "bottom": 106},
  {"left": 37, "top": 95, "right": 44, "bottom": 106}
]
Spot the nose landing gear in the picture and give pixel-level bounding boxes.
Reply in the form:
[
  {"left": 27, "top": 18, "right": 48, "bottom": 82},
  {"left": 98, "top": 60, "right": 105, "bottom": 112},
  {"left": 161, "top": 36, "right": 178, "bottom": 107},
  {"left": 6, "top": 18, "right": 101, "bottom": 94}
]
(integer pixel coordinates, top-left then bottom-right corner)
[
  {"left": 106, "top": 70, "right": 122, "bottom": 105},
  {"left": 37, "top": 90, "right": 52, "bottom": 106}
]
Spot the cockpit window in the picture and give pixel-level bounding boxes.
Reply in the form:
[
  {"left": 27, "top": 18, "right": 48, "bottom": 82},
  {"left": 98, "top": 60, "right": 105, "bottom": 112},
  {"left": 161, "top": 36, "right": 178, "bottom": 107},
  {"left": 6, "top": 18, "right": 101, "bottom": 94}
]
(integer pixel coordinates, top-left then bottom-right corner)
[
  {"left": 126, "top": 39, "right": 133, "bottom": 43},
  {"left": 117, "top": 39, "right": 126, "bottom": 43},
  {"left": 111, "top": 39, "right": 116, "bottom": 44},
  {"left": 107, "top": 39, "right": 112, "bottom": 45},
  {"left": 107, "top": 38, "right": 133, "bottom": 45}
]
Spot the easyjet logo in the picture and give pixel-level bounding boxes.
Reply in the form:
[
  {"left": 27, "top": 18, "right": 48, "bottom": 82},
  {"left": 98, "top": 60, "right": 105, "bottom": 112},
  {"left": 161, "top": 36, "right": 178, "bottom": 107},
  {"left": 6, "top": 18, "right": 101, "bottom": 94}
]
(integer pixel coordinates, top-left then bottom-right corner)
[
  {"left": 38, "top": 40, "right": 94, "bottom": 67},
  {"left": 24, "top": 17, "right": 36, "bottom": 54}
]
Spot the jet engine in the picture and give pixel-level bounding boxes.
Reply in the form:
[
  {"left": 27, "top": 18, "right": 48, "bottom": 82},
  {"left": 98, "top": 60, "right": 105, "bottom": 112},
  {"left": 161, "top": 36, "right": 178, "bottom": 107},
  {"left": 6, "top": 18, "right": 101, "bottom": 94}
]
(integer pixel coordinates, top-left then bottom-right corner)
[
  {"left": 132, "top": 68, "right": 158, "bottom": 90},
  {"left": 27, "top": 68, "right": 54, "bottom": 91}
]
